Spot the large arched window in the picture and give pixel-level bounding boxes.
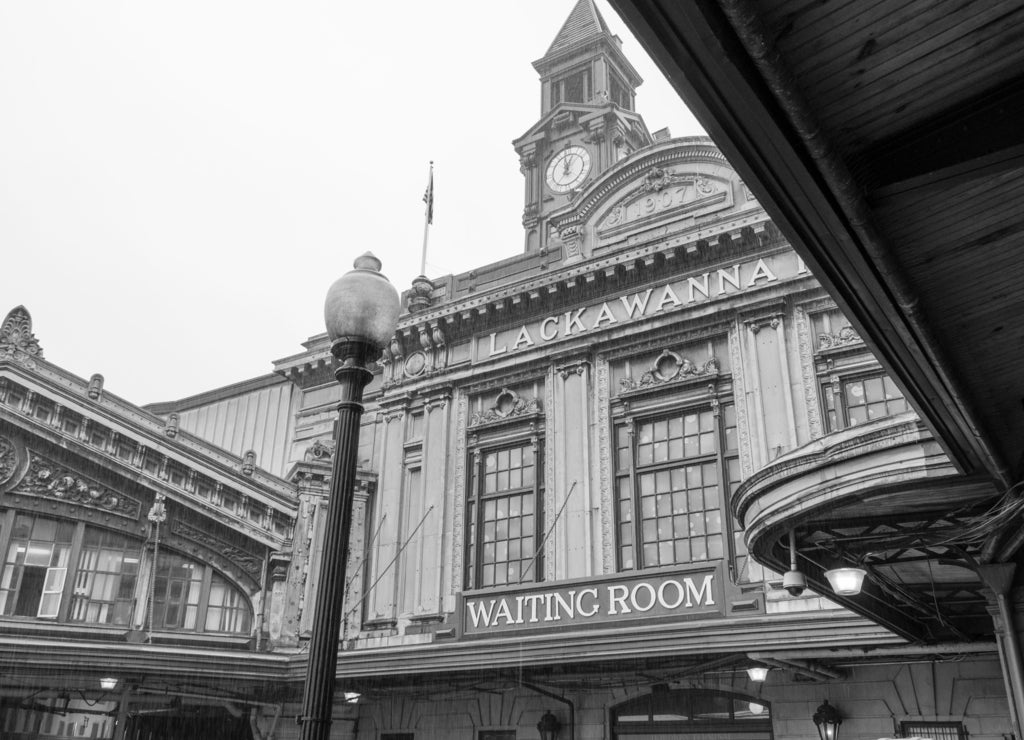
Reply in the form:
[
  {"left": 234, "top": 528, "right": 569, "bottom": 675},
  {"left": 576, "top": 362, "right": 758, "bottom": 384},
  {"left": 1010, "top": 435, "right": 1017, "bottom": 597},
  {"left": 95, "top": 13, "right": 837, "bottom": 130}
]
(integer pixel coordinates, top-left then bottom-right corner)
[
  {"left": 152, "top": 552, "right": 252, "bottom": 634},
  {"left": 611, "top": 689, "right": 772, "bottom": 739},
  {"left": 0, "top": 513, "right": 252, "bottom": 635}
]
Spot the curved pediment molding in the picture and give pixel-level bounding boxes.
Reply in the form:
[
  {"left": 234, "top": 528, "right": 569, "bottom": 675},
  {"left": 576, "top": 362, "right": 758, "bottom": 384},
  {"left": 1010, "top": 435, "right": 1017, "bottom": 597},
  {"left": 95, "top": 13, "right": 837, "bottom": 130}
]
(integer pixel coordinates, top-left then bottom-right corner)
[
  {"left": 593, "top": 168, "right": 732, "bottom": 237},
  {"left": 546, "top": 139, "right": 756, "bottom": 263}
]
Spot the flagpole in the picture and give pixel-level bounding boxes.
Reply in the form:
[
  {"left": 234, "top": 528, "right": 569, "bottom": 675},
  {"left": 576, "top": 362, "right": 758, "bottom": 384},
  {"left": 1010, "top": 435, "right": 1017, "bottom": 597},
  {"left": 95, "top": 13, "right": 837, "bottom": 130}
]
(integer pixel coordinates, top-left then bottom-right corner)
[{"left": 420, "top": 161, "right": 433, "bottom": 276}]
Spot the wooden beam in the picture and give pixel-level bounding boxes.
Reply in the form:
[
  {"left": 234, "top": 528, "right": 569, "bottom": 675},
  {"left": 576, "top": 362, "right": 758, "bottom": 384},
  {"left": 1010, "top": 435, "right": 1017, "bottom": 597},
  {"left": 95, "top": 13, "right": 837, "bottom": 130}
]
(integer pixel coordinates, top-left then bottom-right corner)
[{"left": 859, "top": 73, "right": 1024, "bottom": 189}]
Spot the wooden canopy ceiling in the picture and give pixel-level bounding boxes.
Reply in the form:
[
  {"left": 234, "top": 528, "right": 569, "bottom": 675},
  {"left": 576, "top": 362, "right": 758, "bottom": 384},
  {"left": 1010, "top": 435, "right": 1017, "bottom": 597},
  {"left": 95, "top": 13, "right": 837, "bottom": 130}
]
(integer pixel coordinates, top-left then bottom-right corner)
[
  {"left": 606, "top": 0, "right": 1024, "bottom": 638},
  {"left": 609, "top": 0, "right": 1024, "bottom": 486}
]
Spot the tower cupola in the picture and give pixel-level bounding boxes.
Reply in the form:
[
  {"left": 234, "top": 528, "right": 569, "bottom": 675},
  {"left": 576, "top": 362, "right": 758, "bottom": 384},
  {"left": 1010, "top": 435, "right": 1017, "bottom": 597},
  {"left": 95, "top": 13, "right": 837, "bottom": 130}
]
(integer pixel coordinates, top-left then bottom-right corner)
[{"left": 533, "top": 0, "right": 642, "bottom": 115}]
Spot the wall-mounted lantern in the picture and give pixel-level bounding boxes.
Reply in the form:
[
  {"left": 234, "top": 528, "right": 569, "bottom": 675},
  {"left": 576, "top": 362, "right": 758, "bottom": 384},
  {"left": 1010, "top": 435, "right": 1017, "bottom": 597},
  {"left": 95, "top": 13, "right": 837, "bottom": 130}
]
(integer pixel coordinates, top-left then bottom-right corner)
[
  {"left": 537, "top": 709, "right": 561, "bottom": 740},
  {"left": 813, "top": 699, "right": 842, "bottom": 740}
]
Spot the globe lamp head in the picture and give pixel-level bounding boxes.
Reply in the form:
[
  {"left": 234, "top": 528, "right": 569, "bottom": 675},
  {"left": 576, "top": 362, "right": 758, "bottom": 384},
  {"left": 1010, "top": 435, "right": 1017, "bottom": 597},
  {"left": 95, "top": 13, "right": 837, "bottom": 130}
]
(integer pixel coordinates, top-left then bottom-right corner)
[{"left": 323, "top": 252, "right": 401, "bottom": 349}]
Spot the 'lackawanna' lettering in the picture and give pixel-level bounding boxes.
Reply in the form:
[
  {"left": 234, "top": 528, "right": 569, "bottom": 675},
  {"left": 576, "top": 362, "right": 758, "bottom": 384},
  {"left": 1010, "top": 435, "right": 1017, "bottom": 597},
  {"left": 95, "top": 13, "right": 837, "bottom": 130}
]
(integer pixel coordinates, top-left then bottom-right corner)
[
  {"left": 465, "top": 574, "right": 715, "bottom": 631},
  {"left": 481, "top": 254, "right": 806, "bottom": 359}
]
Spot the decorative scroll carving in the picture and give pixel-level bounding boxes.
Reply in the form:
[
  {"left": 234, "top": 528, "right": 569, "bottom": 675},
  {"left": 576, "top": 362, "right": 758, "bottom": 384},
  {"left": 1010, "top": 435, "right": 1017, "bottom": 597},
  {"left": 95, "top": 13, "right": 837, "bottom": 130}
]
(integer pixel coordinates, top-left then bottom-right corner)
[
  {"left": 557, "top": 360, "right": 589, "bottom": 380},
  {"left": 729, "top": 324, "right": 754, "bottom": 479},
  {"left": 304, "top": 439, "right": 333, "bottom": 462},
  {"left": 171, "top": 519, "right": 262, "bottom": 582},
  {"left": 618, "top": 352, "right": 720, "bottom": 392},
  {"left": 0, "top": 306, "right": 43, "bottom": 368},
  {"left": 451, "top": 393, "right": 469, "bottom": 597},
  {"left": 818, "top": 325, "right": 862, "bottom": 350},
  {"left": 389, "top": 336, "right": 404, "bottom": 361},
  {"left": 14, "top": 452, "right": 141, "bottom": 519},
  {"left": 470, "top": 388, "right": 542, "bottom": 426},
  {"left": 596, "top": 355, "right": 614, "bottom": 574},
  {"left": 795, "top": 306, "right": 824, "bottom": 441},
  {"left": 544, "top": 373, "right": 556, "bottom": 582}
]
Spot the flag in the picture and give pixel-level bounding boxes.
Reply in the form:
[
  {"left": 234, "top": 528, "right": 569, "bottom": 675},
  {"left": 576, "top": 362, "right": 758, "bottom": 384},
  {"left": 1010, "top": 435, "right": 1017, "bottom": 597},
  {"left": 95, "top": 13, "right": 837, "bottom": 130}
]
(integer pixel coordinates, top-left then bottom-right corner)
[{"left": 423, "top": 162, "right": 434, "bottom": 225}]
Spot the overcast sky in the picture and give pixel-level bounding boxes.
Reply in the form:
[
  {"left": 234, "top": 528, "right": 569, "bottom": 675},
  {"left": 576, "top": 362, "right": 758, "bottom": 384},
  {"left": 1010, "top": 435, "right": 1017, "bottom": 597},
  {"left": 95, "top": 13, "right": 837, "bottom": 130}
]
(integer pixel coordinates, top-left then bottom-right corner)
[{"left": 0, "top": 1, "right": 704, "bottom": 405}]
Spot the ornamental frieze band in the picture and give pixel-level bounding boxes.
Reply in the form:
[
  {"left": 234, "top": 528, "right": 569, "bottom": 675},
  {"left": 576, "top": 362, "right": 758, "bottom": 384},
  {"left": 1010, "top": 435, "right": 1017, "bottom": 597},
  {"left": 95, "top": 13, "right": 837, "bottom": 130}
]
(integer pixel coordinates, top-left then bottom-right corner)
[{"left": 11, "top": 451, "right": 142, "bottom": 520}]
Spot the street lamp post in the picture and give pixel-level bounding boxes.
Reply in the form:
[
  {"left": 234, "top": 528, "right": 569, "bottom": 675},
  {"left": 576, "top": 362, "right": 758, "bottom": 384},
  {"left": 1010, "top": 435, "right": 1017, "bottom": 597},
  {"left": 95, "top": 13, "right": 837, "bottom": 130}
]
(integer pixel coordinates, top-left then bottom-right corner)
[{"left": 298, "top": 253, "right": 400, "bottom": 740}]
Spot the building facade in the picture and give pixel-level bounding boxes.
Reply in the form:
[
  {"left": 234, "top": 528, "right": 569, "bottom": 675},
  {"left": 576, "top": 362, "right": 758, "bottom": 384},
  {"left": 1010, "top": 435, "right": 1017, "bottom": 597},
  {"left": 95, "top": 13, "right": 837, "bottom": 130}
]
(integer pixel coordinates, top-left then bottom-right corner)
[{"left": 0, "top": 2, "right": 1014, "bottom": 739}]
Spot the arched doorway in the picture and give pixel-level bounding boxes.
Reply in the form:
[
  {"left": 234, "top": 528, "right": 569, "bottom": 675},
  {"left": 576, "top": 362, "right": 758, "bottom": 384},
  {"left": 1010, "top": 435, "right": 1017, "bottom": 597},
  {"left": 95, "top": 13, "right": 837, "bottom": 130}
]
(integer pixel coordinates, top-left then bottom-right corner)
[{"left": 611, "top": 689, "right": 772, "bottom": 740}]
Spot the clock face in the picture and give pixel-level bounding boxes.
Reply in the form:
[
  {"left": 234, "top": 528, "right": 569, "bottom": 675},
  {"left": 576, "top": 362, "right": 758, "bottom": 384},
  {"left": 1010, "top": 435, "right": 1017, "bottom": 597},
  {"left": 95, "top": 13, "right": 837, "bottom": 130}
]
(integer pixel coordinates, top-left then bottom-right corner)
[{"left": 545, "top": 146, "right": 591, "bottom": 193}]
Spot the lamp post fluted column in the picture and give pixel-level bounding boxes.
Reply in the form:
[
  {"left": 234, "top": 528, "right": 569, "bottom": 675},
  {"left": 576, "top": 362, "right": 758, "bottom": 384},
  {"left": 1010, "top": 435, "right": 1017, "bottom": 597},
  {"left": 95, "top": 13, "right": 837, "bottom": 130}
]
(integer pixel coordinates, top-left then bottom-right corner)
[{"left": 299, "top": 253, "right": 400, "bottom": 740}]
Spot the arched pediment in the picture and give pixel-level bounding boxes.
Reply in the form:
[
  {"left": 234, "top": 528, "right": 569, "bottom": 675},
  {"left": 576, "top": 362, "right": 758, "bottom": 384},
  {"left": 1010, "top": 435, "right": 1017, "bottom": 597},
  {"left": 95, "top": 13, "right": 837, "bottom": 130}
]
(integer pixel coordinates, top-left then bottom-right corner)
[{"left": 547, "top": 138, "right": 759, "bottom": 262}]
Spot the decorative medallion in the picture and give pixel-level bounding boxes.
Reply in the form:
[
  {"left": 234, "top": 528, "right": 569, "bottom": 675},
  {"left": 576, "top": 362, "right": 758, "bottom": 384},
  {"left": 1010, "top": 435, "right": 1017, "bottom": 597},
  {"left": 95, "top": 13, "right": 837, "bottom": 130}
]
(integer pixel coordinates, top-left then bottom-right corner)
[
  {"left": 404, "top": 351, "right": 427, "bottom": 378},
  {"left": 12, "top": 451, "right": 142, "bottom": 519},
  {"left": 818, "top": 325, "right": 862, "bottom": 350},
  {"left": 0, "top": 306, "right": 43, "bottom": 368},
  {"left": 304, "top": 439, "right": 333, "bottom": 462},
  {"left": 619, "top": 353, "right": 720, "bottom": 392},
  {"left": 0, "top": 434, "right": 24, "bottom": 489},
  {"left": 470, "top": 388, "right": 542, "bottom": 427}
]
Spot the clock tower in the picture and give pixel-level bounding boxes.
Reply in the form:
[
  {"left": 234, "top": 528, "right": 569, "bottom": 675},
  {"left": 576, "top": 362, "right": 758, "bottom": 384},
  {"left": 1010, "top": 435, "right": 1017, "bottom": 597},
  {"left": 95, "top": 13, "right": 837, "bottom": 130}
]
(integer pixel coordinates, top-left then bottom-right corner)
[{"left": 514, "top": 0, "right": 652, "bottom": 253}]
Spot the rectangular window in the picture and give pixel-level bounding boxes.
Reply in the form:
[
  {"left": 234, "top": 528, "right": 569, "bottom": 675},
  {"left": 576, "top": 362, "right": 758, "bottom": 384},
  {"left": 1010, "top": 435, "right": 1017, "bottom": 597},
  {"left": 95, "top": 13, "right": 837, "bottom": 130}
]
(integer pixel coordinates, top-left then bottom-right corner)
[
  {"left": 205, "top": 573, "right": 252, "bottom": 633},
  {"left": 822, "top": 374, "right": 908, "bottom": 432},
  {"left": 608, "top": 70, "right": 631, "bottom": 109},
  {"left": 615, "top": 403, "right": 737, "bottom": 572},
  {"left": 0, "top": 515, "right": 74, "bottom": 619},
  {"left": 116, "top": 438, "right": 136, "bottom": 462},
  {"left": 152, "top": 554, "right": 203, "bottom": 630},
  {"left": 70, "top": 528, "right": 141, "bottom": 626},
  {"left": 900, "top": 722, "right": 965, "bottom": 740},
  {"left": 479, "top": 732, "right": 515, "bottom": 740},
  {"left": 32, "top": 398, "right": 54, "bottom": 424},
  {"left": 60, "top": 412, "right": 82, "bottom": 437},
  {"left": 141, "top": 450, "right": 161, "bottom": 475},
  {"left": 6, "top": 384, "right": 26, "bottom": 410},
  {"left": 466, "top": 439, "right": 543, "bottom": 589},
  {"left": 551, "top": 67, "right": 591, "bottom": 106}
]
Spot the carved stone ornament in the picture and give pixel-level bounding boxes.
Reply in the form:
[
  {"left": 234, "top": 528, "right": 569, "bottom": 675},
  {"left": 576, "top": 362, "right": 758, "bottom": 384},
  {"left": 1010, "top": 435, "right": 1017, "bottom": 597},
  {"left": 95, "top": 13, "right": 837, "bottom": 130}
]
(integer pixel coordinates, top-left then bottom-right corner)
[
  {"left": 304, "top": 439, "right": 333, "bottom": 462},
  {"left": 470, "top": 388, "right": 542, "bottom": 427},
  {"left": 404, "top": 350, "right": 427, "bottom": 378},
  {"left": 241, "top": 450, "right": 256, "bottom": 476},
  {"left": 407, "top": 275, "right": 434, "bottom": 314},
  {"left": 0, "top": 306, "right": 43, "bottom": 368},
  {"left": 818, "top": 325, "right": 862, "bottom": 350},
  {"left": 636, "top": 166, "right": 678, "bottom": 194},
  {"left": 0, "top": 434, "right": 23, "bottom": 489},
  {"left": 171, "top": 519, "right": 262, "bottom": 582},
  {"left": 619, "top": 352, "right": 720, "bottom": 392},
  {"left": 13, "top": 451, "right": 142, "bottom": 519}
]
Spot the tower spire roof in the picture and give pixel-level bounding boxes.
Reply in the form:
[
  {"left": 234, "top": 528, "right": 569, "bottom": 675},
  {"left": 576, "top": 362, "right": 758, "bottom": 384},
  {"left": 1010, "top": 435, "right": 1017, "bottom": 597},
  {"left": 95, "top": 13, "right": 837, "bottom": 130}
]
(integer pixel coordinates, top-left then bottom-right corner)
[{"left": 544, "top": 0, "right": 612, "bottom": 57}]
